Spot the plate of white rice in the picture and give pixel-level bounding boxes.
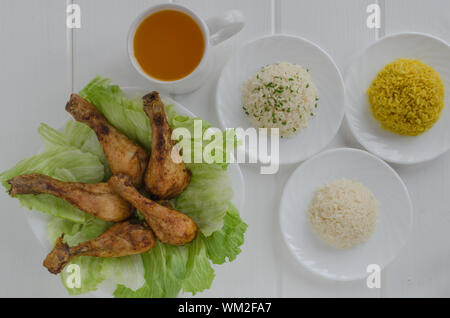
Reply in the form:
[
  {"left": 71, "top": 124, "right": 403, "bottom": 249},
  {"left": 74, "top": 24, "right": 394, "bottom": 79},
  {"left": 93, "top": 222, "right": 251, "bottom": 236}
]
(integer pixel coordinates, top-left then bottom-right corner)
[
  {"left": 216, "top": 35, "right": 345, "bottom": 164},
  {"left": 279, "top": 148, "right": 413, "bottom": 281}
]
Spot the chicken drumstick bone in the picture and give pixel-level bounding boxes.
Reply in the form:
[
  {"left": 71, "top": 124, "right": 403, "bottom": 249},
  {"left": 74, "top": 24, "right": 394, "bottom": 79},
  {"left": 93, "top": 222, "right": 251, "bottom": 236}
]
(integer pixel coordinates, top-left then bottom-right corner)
[
  {"left": 108, "top": 173, "right": 197, "bottom": 245},
  {"left": 7, "top": 173, "right": 134, "bottom": 222},
  {"left": 43, "top": 220, "right": 155, "bottom": 274},
  {"left": 66, "top": 94, "right": 148, "bottom": 187},
  {"left": 143, "top": 92, "right": 191, "bottom": 199}
]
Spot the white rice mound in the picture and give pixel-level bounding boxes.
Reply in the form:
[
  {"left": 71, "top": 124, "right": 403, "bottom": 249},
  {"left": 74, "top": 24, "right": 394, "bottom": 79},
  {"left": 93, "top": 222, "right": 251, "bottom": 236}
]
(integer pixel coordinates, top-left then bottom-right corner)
[
  {"left": 306, "top": 179, "right": 379, "bottom": 249},
  {"left": 242, "top": 62, "right": 318, "bottom": 138}
]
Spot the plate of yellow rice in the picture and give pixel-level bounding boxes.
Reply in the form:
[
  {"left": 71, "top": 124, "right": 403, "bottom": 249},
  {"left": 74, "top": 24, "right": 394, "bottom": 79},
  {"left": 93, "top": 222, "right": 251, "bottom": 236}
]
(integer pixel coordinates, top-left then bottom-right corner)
[{"left": 345, "top": 33, "right": 450, "bottom": 164}]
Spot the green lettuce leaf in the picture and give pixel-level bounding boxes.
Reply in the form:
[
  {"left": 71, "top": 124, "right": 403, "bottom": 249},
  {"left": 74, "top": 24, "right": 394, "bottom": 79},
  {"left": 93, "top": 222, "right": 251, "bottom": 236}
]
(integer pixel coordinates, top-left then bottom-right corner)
[
  {"left": 61, "top": 255, "right": 105, "bottom": 295},
  {"left": 51, "top": 217, "right": 111, "bottom": 295},
  {"left": 114, "top": 242, "right": 188, "bottom": 298},
  {"left": 204, "top": 203, "right": 247, "bottom": 264},
  {"left": 181, "top": 236, "right": 215, "bottom": 294},
  {"left": 175, "top": 163, "right": 233, "bottom": 236},
  {"left": 48, "top": 217, "right": 145, "bottom": 295},
  {"left": 79, "top": 76, "right": 151, "bottom": 149},
  {"left": 101, "top": 255, "right": 145, "bottom": 292},
  {"left": 39, "top": 121, "right": 110, "bottom": 177},
  {"left": 1, "top": 147, "right": 104, "bottom": 223},
  {"left": 47, "top": 217, "right": 83, "bottom": 243},
  {"left": 113, "top": 236, "right": 216, "bottom": 298},
  {"left": 38, "top": 123, "right": 66, "bottom": 148}
]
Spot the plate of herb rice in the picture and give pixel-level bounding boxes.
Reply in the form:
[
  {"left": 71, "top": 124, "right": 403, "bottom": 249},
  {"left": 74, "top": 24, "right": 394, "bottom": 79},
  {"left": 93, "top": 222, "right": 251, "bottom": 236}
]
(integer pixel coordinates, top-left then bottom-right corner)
[{"left": 216, "top": 35, "right": 345, "bottom": 165}]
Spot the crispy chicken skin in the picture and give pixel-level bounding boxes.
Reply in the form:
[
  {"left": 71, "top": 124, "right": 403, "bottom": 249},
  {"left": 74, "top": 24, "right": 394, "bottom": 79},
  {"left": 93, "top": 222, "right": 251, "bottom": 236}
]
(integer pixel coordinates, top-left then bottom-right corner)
[
  {"left": 143, "top": 92, "right": 191, "bottom": 199},
  {"left": 108, "top": 174, "right": 197, "bottom": 245},
  {"left": 43, "top": 220, "right": 156, "bottom": 274},
  {"left": 8, "top": 173, "right": 134, "bottom": 222},
  {"left": 66, "top": 94, "right": 148, "bottom": 187}
]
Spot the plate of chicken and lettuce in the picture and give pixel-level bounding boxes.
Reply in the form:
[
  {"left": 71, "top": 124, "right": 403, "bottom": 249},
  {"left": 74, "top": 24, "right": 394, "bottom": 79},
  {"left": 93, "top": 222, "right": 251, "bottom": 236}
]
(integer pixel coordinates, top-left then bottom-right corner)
[{"left": 1, "top": 76, "right": 247, "bottom": 297}]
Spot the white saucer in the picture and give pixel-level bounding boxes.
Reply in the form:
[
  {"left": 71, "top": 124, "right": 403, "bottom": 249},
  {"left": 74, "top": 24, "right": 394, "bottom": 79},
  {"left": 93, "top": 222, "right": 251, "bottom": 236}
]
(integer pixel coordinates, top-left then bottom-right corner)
[
  {"left": 216, "top": 34, "right": 345, "bottom": 165},
  {"left": 345, "top": 32, "right": 450, "bottom": 164},
  {"left": 279, "top": 148, "right": 413, "bottom": 281}
]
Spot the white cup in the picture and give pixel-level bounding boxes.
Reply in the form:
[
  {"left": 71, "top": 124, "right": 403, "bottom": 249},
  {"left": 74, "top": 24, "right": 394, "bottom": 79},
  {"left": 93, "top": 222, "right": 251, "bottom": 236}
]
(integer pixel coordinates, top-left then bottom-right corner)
[{"left": 128, "top": 3, "right": 244, "bottom": 95}]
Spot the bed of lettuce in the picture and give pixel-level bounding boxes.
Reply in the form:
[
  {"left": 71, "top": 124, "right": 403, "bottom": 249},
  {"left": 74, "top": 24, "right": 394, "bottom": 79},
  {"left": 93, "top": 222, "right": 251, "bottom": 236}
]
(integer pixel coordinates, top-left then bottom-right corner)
[{"left": 0, "top": 76, "right": 247, "bottom": 297}]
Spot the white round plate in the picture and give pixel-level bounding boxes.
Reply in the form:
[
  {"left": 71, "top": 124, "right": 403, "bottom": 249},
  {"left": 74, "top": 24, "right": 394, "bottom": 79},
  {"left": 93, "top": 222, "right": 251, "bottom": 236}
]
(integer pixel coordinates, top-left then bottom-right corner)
[
  {"left": 26, "top": 87, "right": 245, "bottom": 296},
  {"left": 345, "top": 32, "right": 450, "bottom": 164},
  {"left": 216, "top": 35, "right": 345, "bottom": 165},
  {"left": 279, "top": 148, "right": 413, "bottom": 281}
]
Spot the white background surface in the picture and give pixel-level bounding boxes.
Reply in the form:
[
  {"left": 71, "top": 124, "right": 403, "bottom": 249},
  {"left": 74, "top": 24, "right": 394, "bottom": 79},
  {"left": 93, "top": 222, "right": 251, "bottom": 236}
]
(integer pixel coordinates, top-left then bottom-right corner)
[{"left": 0, "top": 0, "right": 449, "bottom": 297}]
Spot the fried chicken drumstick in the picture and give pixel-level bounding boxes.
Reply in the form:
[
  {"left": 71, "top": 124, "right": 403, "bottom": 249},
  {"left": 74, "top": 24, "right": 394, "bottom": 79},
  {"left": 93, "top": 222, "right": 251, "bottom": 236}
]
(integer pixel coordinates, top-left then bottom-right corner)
[
  {"left": 8, "top": 173, "right": 134, "bottom": 222},
  {"left": 108, "top": 174, "right": 197, "bottom": 245},
  {"left": 143, "top": 92, "right": 191, "bottom": 199},
  {"left": 66, "top": 94, "right": 148, "bottom": 187},
  {"left": 43, "top": 220, "right": 155, "bottom": 274}
]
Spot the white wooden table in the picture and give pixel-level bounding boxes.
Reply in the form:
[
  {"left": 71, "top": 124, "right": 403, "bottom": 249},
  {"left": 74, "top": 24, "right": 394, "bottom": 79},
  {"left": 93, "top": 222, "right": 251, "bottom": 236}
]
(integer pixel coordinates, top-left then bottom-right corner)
[{"left": 1, "top": 0, "right": 449, "bottom": 297}]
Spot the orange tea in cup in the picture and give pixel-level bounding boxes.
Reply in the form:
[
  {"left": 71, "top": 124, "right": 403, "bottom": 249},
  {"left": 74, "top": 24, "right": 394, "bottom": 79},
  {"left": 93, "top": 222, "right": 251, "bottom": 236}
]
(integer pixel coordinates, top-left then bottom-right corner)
[{"left": 133, "top": 9, "right": 205, "bottom": 81}]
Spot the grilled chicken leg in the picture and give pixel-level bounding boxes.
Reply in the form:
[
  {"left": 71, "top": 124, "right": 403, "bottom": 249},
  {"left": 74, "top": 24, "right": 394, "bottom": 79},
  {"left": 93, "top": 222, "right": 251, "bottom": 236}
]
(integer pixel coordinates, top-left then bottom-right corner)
[
  {"left": 8, "top": 173, "right": 134, "bottom": 222},
  {"left": 143, "top": 92, "right": 191, "bottom": 199},
  {"left": 108, "top": 174, "right": 197, "bottom": 245},
  {"left": 43, "top": 220, "right": 155, "bottom": 274},
  {"left": 66, "top": 94, "right": 148, "bottom": 187}
]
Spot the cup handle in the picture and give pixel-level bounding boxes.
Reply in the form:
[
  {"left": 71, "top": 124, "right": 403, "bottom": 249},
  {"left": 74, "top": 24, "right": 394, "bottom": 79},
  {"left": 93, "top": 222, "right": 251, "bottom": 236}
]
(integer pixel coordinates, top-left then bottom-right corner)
[{"left": 206, "top": 10, "right": 245, "bottom": 46}]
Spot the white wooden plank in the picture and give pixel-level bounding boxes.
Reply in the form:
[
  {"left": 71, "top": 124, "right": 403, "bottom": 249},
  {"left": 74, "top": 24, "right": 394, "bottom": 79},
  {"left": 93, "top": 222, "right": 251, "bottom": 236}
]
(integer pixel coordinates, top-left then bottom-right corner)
[
  {"left": 0, "top": 0, "right": 72, "bottom": 296},
  {"left": 381, "top": 0, "right": 450, "bottom": 297},
  {"left": 72, "top": 0, "right": 169, "bottom": 91},
  {"left": 73, "top": 0, "right": 277, "bottom": 297},
  {"left": 279, "top": 0, "right": 378, "bottom": 73},
  {"left": 384, "top": 0, "right": 450, "bottom": 42},
  {"left": 279, "top": 0, "right": 375, "bottom": 160},
  {"left": 278, "top": 0, "right": 380, "bottom": 297},
  {"left": 3, "top": 0, "right": 447, "bottom": 298},
  {"left": 383, "top": 155, "right": 450, "bottom": 297},
  {"left": 174, "top": 0, "right": 277, "bottom": 297},
  {"left": 173, "top": 0, "right": 273, "bottom": 125}
]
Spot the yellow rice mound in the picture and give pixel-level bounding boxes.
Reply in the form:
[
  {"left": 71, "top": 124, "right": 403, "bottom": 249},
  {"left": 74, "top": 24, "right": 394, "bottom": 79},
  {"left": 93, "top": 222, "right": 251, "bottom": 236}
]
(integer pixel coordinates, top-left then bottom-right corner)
[{"left": 367, "top": 58, "right": 445, "bottom": 136}]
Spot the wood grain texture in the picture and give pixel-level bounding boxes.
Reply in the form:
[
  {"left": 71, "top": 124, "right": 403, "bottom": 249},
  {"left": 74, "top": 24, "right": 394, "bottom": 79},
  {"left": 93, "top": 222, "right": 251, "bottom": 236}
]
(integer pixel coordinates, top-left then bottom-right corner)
[
  {"left": 276, "top": 0, "right": 381, "bottom": 297},
  {"left": 0, "top": 0, "right": 72, "bottom": 297},
  {"left": 1, "top": 0, "right": 449, "bottom": 298},
  {"left": 72, "top": 0, "right": 169, "bottom": 91},
  {"left": 279, "top": 0, "right": 376, "bottom": 159},
  {"left": 279, "top": 0, "right": 378, "bottom": 72},
  {"left": 384, "top": 0, "right": 450, "bottom": 42},
  {"left": 173, "top": 0, "right": 273, "bottom": 125},
  {"left": 175, "top": 0, "right": 277, "bottom": 297},
  {"left": 380, "top": 0, "right": 450, "bottom": 297},
  {"left": 276, "top": 0, "right": 380, "bottom": 297}
]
